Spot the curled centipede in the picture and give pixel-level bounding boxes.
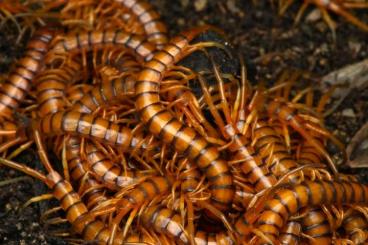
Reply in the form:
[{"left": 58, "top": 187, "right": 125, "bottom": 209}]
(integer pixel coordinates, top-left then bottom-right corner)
[{"left": 0, "top": 1, "right": 367, "bottom": 245}]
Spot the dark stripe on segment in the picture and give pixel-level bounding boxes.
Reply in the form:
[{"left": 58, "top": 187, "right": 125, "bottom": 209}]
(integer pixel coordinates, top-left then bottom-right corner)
[
  {"left": 174, "top": 228, "right": 185, "bottom": 241},
  {"left": 146, "top": 108, "right": 167, "bottom": 131},
  {"left": 162, "top": 211, "right": 175, "bottom": 231},
  {"left": 135, "top": 79, "right": 159, "bottom": 89},
  {"left": 38, "top": 96, "right": 64, "bottom": 112},
  {"left": 95, "top": 226, "right": 108, "bottom": 242},
  {"left": 209, "top": 184, "right": 233, "bottom": 190},
  {"left": 0, "top": 91, "right": 20, "bottom": 104},
  {"left": 51, "top": 178, "right": 64, "bottom": 192},
  {"left": 137, "top": 5, "right": 154, "bottom": 19},
  {"left": 149, "top": 205, "right": 165, "bottom": 226},
  {"left": 76, "top": 32, "right": 82, "bottom": 49},
  {"left": 123, "top": 33, "right": 134, "bottom": 48},
  {"left": 16, "top": 62, "right": 37, "bottom": 75},
  {"left": 151, "top": 57, "right": 167, "bottom": 70},
  {"left": 112, "top": 30, "right": 122, "bottom": 44},
  {"left": 145, "top": 178, "right": 161, "bottom": 195},
  {"left": 242, "top": 164, "right": 262, "bottom": 177},
  {"left": 317, "top": 181, "right": 327, "bottom": 205},
  {"left": 182, "top": 133, "right": 201, "bottom": 158},
  {"left": 144, "top": 66, "right": 162, "bottom": 78},
  {"left": 77, "top": 113, "right": 90, "bottom": 135},
  {"left": 253, "top": 172, "right": 275, "bottom": 187},
  {"left": 211, "top": 195, "right": 232, "bottom": 206},
  {"left": 201, "top": 157, "right": 221, "bottom": 174},
  {"left": 102, "top": 165, "right": 116, "bottom": 181},
  {"left": 82, "top": 219, "right": 101, "bottom": 239},
  {"left": 12, "top": 70, "right": 32, "bottom": 84},
  {"left": 136, "top": 93, "right": 161, "bottom": 113},
  {"left": 327, "top": 181, "right": 337, "bottom": 204},
  {"left": 359, "top": 182, "right": 366, "bottom": 203},
  {"left": 103, "top": 120, "right": 112, "bottom": 142},
  {"left": 303, "top": 221, "right": 329, "bottom": 232},
  {"left": 134, "top": 39, "right": 150, "bottom": 56},
  {"left": 87, "top": 31, "right": 93, "bottom": 47},
  {"left": 175, "top": 33, "right": 189, "bottom": 42},
  {"left": 340, "top": 181, "right": 347, "bottom": 203},
  {"left": 48, "top": 112, "right": 58, "bottom": 133},
  {"left": 305, "top": 182, "right": 313, "bottom": 206},
  {"left": 160, "top": 49, "right": 175, "bottom": 64},
  {"left": 345, "top": 181, "right": 355, "bottom": 202},
  {"left": 193, "top": 145, "right": 212, "bottom": 166},
  {"left": 59, "top": 189, "right": 76, "bottom": 206},
  {"left": 137, "top": 184, "right": 149, "bottom": 199},
  {"left": 159, "top": 117, "right": 177, "bottom": 140},
  {"left": 89, "top": 116, "right": 99, "bottom": 137},
  {"left": 170, "top": 123, "right": 186, "bottom": 149},
  {"left": 61, "top": 111, "right": 72, "bottom": 132},
  {"left": 290, "top": 187, "right": 301, "bottom": 211},
  {"left": 257, "top": 212, "right": 283, "bottom": 228},
  {"left": 275, "top": 193, "right": 291, "bottom": 216},
  {"left": 280, "top": 231, "right": 299, "bottom": 240},
  {"left": 165, "top": 43, "right": 182, "bottom": 59},
  {"left": 207, "top": 171, "right": 231, "bottom": 182}
]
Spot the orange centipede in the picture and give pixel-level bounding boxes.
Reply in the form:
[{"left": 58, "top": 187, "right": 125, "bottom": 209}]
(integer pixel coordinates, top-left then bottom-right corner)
[
  {"left": 135, "top": 27, "right": 234, "bottom": 212},
  {"left": 235, "top": 179, "right": 368, "bottom": 244},
  {"left": 195, "top": 71, "right": 277, "bottom": 192},
  {"left": 251, "top": 118, "right": 302, "bottom": 183},
  {"left": 48, "top": 30, "right": 156, "bottom": 63},
  {"left": 37, "top": 110, "right": 145, "bottom": 152},
  {"left": 115, "top": 0, "right": 168, "bottom": 47},
  {"left": 279, "top": 221, "right": 301, "bottom": 245},
  {"left": 0, "top": 28, "right": 54, "bottom": 119},
  {"left": 341, "top": 209, "right": 368, "bottom": 244},
  {"left": 0, "top": 130, "right": 129, "bottom": 245},
  {"left": 65, "top": 136, "right": 110, "bottom": 210},
  {"left": 141, "top": 204, "right": 189, "bottom": 244},
  {"left": 301, "top": 208, "right": 332, "bottom": 245},
  {"left": 84, "top": 141, "right": 149, "bottom": 190}
]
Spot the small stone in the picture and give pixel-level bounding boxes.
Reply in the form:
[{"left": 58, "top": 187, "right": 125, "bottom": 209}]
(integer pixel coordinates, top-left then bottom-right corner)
[
  {"left": 177, "top": 18, "right": 185, "bottom": 26},
  {"left": 348, "top": 41, "right": 362, "bottom": 54},
  {"left": 342, "top": 108, "right": 356, "bottom": 117},
  {"left": 16, "top": 222, "right": 22, "bottom": 230},
  {"left": 305, "top": 8, "right": 321, "bottom": 22},
  {"left": 180, "top": 0, "right": 190, "bottom": 8},
  {"left": 194, "top": 0, "right": 207, "bottom": 11}
]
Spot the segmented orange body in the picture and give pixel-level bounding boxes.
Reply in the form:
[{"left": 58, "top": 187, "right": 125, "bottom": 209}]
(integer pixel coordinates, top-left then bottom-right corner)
[
  {"left": 0, "top": 29, "right": 54, "bottom": 119},
  {"left": 135, "top": 29, "right": 234, "bottom": 211},
  {"left": 236, "top": 180, "right": 368, "bottom": 243}
]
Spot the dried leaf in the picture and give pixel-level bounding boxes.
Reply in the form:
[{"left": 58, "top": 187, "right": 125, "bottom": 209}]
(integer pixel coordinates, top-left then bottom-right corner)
[
  {"left": 346, "top": 122, "right": 368, "bottom": 168},
  {"left": 321, "top": 58, "right": 368, "bottom": 97}
]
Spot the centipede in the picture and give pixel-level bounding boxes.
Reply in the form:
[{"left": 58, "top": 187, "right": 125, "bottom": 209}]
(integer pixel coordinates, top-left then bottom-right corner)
[{"left": 0, "top": 0, "right": 367, "bottom": 244}]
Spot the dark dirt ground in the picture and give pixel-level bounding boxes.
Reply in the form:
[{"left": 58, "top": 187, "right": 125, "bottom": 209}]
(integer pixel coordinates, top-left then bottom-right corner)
[{"left": 0, "top": 0, "right": 367, "bottom": 244}]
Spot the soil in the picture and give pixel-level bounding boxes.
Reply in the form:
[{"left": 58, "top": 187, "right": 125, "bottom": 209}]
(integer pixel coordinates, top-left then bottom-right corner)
[{"left": 0, "top": 0, "right": 367, "bottom": 244}]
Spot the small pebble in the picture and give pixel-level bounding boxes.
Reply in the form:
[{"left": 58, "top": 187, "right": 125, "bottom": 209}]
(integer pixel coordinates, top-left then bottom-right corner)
[
  {"left": 342, "top": 108, "right": 356, "bottom": 117},
  {"left": 194, "top": 0, "right": 207, "bottom": 11},
  {"left": 305, "top": 8, "right": 321, "bottom": 22},
  {"left": 16, "top": 222, "right": 22, "bottom": 230}
]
